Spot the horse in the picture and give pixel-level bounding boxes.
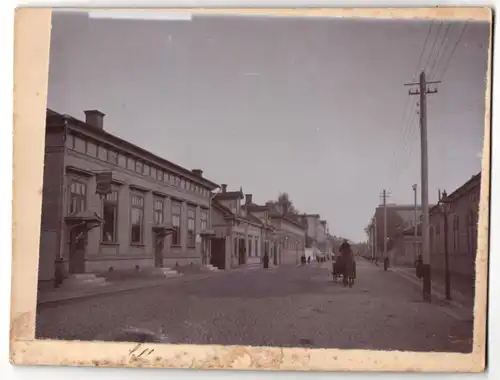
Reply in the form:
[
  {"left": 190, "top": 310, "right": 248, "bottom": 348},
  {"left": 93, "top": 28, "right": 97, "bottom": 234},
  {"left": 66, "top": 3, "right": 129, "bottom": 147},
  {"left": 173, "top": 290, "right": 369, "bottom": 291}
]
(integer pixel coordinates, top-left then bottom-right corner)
[
  {"left": 343, "top": 257, "right": 356, "bottom": 287},
  {"left": 332, "top": 258, "right": 343, "bottom": 283},
  {"left": 339, "top": 241, "right": 356, "bottom": 287}
]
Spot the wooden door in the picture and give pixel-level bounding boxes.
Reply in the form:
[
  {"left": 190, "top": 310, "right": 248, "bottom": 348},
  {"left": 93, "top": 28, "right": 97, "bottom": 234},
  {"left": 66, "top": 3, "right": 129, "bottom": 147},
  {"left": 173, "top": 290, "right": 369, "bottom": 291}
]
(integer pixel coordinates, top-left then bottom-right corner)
[
  {"left": 154, "top": 233, "right": 164, "bottom": 268},
  {"left": 69, "top": 226, "right": 86, "bottom": 274},
  {"left": 210, "top": 238, "right": 226, "bottom": 270}
]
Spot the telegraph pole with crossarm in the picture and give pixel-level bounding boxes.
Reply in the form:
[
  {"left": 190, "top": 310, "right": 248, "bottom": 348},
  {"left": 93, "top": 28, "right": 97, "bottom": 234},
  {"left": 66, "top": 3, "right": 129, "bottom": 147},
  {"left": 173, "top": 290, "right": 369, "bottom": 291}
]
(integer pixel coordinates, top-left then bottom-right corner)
[{"left": 404, "top": 71, "right": 440, "bottom": 302}]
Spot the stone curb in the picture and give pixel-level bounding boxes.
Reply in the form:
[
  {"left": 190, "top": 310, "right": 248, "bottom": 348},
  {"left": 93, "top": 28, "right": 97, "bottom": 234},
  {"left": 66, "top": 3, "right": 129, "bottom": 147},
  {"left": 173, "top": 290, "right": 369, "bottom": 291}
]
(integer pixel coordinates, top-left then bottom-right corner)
[
  {"left": 37, "top": 271, "right": 222, "bottom": 307},
  {"left": 387, "top": 267, "right": 474, "bottom": 318},
  {"left": 363, "top": 259, "right": 469, "bottom": 303},
  {"left": 389, "top": 267, "right": 473, "bottom": 308}
]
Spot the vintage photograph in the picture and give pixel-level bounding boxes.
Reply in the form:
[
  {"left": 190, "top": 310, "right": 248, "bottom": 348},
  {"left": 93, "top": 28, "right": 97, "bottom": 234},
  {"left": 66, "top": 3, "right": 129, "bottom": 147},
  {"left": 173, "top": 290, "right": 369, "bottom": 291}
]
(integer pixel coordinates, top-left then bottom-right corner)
[{"left": 33, "top": 9, "right": 489, "bottom": 356}]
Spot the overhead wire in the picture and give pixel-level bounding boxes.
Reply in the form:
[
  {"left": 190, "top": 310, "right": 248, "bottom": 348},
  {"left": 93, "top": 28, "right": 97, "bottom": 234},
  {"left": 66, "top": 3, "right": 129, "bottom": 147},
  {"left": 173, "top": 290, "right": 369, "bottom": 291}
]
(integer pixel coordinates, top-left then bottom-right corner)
[
  {"left": 437, "top": 21, "right": 469, "bottom": 81},
  {"left": 386, "top": 21, "right": 442, "bottom": 187},
  {"left": 385, "top": 21, "right": 435, "bottom": 185},
  {"left": 390, "top": 21, "right": 468, "bottom": 195}
]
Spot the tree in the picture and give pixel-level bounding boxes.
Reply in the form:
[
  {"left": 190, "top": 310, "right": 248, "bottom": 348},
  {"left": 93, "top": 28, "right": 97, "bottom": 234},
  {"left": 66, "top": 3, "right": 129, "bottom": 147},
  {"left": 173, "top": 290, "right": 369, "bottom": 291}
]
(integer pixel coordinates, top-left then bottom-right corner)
[{"left": 267, "top": 192, "right": 300, "bottom": 215}]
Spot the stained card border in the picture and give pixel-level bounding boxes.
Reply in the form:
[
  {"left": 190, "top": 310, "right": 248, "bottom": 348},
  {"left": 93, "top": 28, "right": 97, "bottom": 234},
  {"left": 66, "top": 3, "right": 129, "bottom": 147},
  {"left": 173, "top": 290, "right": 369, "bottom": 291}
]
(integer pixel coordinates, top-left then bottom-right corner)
[{"left": 10, "top": 7, "right": 491, "bottom": 372}]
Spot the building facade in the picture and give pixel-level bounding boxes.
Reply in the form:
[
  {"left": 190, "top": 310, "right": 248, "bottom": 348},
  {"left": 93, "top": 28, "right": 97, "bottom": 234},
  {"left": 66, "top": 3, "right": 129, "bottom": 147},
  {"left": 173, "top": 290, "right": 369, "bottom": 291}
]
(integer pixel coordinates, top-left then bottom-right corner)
[
  {"left": 368, "top": 204, "right": 423, "bottom": 260},
  {"left": 269, "top": 211, "right": 306, "bottom": 265},
  {"left": 317, "top": 220, "right": 328, "bottom": 253},
  {"left": 303, "top": 214, "right": 320, "bottom": 249},
  {"left": 429, "top": 173, "right": 480, "bottom": 278},
  {"left": 39, "top": 109, "right": 219, "bottom": 283},
  {"left": 209, "top": 187, "right": 266, "bottom": 269},
  {"left": 388, "top": 222, "right": 422, "bottom": 267},
  {"left": 209, "top": 189, "right": 282, "bottom": 270}
]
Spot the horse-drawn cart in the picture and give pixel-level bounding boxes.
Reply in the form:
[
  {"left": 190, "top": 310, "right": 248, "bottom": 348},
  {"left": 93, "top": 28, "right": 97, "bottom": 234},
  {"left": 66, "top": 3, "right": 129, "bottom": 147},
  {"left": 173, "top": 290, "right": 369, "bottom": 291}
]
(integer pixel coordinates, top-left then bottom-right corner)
[{"left": 332, "top": 257, "right": 356, "bottom": 287}]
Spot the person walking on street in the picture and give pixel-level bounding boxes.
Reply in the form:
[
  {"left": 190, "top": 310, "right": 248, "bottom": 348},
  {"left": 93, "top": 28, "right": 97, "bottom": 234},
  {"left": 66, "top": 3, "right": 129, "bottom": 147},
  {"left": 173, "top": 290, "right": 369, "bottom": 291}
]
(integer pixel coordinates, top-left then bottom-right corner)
[{"left": 263, "top": 253, "right": 270, "bottom": 269}]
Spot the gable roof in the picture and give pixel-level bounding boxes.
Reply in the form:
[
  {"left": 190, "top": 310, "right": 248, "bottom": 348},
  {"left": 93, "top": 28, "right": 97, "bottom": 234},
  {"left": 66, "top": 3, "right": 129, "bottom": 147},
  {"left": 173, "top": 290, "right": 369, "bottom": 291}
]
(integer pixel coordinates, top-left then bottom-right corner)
[
  {"left": 47, "top": 108, "right": 219, "bottom": 190},
  {"left": 212, "top": 199, "right": 236, "bottom": 219},
  {"left": 269, "top": 212, "right": 307, "bottom": 230},
  {"left": 212, "top": 199, "right": 274, "bottom": 229},
  {"left": 242, "top": 202, "right": 269, "bottom": 212},
  {"left": 241, "top": 212, "right": 265, "bottom": 227},
  {"left": 213, "top": 190, "right": 244, "bottom": 201},
  {"left": 430, "top": 172, "right": 481, "bottom": 215}
]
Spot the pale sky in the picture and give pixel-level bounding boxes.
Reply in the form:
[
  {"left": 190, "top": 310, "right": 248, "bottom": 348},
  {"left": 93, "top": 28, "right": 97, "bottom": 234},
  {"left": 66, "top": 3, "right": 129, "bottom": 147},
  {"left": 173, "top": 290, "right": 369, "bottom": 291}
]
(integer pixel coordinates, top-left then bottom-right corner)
[{"left": 47, "top": 12, "right": 490, "bottom": 242}]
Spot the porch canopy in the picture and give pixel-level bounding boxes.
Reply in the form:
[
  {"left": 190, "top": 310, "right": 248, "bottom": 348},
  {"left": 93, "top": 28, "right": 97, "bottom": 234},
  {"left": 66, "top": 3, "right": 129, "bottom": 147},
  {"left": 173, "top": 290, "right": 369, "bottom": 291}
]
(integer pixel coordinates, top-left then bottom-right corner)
[
  {"left": 152, "top": 222, "right": 175, "bottom": 237},
  {"left": 207, "top": 227, "right": 229, "bottom": 239},
  {"left": 64, "top": 210, "right": 104, "bottom": 230},
  {"left": 199, "top": 229, "right": 217, "bottom": 238}
]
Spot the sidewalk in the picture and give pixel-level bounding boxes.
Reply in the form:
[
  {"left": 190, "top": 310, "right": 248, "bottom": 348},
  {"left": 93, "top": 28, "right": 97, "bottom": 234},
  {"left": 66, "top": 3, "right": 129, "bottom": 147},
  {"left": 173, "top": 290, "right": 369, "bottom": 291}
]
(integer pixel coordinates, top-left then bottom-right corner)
[
  {"left": 359, "top": 258, "right": 475, "bottom": 322},
  {"left": 388, "top": 266, "right": 474, "bottom": 322},
  {"left": 390, "top": 266, "right": 474, "bottom": 307},
  {"left": 37, "top": 270, "right": 223, "bottom": 306}
]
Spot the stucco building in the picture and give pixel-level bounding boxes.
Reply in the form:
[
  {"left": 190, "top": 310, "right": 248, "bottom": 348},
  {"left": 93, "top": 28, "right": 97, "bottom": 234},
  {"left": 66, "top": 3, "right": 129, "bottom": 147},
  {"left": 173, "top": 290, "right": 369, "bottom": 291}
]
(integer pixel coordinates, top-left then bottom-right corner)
[
  {"left": 209, "top": 187, "right": 273, "bottom": 269},
  {"left": 268, "top": 206, "right": 306, "bottom": 265},
  {"left": 368, "top": 204, "right": 423, "bottom": 261},
  {"left": 388, "top": 222, "right": 422, "bottom": 267},
  {"left": 39, "top": 109, "right": 219, "bottom": 285},
  {"left": 429, "top": 173, "right": 480, "bottom": 279}
]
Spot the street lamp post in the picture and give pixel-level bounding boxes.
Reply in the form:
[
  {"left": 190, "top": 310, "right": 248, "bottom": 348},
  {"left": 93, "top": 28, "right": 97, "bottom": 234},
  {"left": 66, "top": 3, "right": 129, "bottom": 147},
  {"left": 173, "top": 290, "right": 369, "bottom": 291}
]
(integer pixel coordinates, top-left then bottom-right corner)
[
  {"left": 439, "top": 190, "right": 452, "bottom": 301},
  {"left": 296, "top": 239, "right": 300, "bottom": 264},
  {"left": 284, "top": 236, "right": 289, "bottom": 264}
]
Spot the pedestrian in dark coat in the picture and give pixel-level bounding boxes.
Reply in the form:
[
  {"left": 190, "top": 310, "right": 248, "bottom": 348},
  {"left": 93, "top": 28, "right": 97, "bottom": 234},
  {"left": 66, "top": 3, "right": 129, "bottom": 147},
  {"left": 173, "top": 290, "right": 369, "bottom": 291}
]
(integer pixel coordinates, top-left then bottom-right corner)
[{"left": 263, "top": 253, "right": 270, "bottom": 269}]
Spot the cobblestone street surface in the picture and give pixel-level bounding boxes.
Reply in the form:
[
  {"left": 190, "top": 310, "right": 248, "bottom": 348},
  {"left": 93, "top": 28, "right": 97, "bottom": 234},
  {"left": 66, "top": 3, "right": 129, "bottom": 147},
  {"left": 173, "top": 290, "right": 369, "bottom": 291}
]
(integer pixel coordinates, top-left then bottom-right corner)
[{"left": 36, "top": 259, "right": 473, "bottom": 352}]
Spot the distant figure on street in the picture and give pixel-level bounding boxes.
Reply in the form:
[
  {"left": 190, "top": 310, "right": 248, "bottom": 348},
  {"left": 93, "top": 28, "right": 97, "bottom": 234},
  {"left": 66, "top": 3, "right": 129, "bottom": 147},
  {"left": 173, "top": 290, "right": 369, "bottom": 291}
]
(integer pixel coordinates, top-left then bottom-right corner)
[
  {"left": 339, "top": 240, "right": 355, "bottom": 287},
  {"left": 415, "top": 254, "right": 423, "bottom": 278},
  {"left": 307, "top": 256, "right": 311, "bottom": 264},
  {"left": 262, "top": 253, "right": 270, "bottom": 269},
  {"left": 301, "top": 255, "right": 306, "bottom": 265}
]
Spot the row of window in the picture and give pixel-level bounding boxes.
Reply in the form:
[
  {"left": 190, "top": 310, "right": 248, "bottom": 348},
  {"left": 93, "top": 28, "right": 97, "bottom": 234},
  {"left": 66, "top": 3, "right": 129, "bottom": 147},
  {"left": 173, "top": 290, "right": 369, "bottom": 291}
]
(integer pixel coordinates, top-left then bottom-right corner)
[
  {"left": 69, "top": 179, "right": 208, "bottom": 247},
  {"left": 232, "top": 236, "right": 262, "bottom": 256},
  {"left": 430, "top": 211, "right": 478, "bottom": 254},
  {"left": 66, "top": 133, "right": 211, "bottom": 198},
  {"left": 230, "top": 236, "right": 302, "bottom": 256},
  {"left": 282, "top": 238, "right": 303, "bottom": 250}
]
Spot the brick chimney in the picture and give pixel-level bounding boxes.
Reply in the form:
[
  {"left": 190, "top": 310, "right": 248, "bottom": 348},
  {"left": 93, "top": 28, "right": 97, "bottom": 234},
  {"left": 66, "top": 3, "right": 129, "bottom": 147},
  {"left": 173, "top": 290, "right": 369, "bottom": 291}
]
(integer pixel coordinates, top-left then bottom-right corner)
[
  {"left": 84, "top": 110, "right": 105, "bottom": 130},
  {"left": 191, "top": 169, "right": 203, "bottom": 177},
  {"left": 245, "top": 194, "right": 252, "bottom": 205},
  {"left": 221, "top": 184, "right": 227, "bottom": 193}
]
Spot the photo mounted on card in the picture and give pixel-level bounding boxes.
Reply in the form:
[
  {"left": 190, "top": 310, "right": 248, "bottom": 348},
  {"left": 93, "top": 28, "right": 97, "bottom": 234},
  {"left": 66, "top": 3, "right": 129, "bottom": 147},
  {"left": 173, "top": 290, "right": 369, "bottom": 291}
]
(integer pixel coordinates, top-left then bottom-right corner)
[{"left": 11, "top": 7, "right": 491, "bottom": 372}]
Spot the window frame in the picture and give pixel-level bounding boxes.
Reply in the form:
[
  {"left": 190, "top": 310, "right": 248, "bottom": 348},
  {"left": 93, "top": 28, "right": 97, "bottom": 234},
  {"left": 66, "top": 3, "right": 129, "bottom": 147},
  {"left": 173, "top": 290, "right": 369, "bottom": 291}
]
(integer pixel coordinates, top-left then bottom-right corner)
[
  {"left": 187, "top": 207, "right": 196, "bottom": 247},
  {"left": 171, "top": 202, "right": 182, "bottom": 246},
  {"left": 130, "top": 193, "right": 145, "bottom": 245},
  {"left": 101, "top": 189, "right": 119, "bottom": 244},
  {"left": 107, "top": 148, "right": 118, "bottom": 165},
  {"left": 154, "top": 197, "right": 164, "bottom": 225},
  {"left": 135, "top": 160, "right": 143, "bottom": 174},
  {"left": 68, "top": 179, "right": 87, "bottom": 215},
  {"left": 86, "top": 140, "right": 97, "bottom": 157},
  {"left": 200, "top": 210, "right": 208, "bottom": 232}
]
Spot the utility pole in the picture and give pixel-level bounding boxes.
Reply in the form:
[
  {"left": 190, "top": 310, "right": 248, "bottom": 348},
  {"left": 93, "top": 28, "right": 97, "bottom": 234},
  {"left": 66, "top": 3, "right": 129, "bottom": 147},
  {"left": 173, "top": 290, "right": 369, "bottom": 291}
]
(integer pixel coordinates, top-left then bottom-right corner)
[
  {"left": 441, "top": 190, "right": 452, "bottom": 300},
  {"left": 371, "top": 219, "right": 375, "bottom": 260},
  {"left": 412, "top": 184, "right": 418, "bottom": 264},
  {"left": 374, "top": 217, "right": 378, "bottom": 264},
  {"left": 405, "top": 71, "right": 440, "bottom": 302},
  {"left": 381, "top": 189, "right": 390, "bottom": 271}
]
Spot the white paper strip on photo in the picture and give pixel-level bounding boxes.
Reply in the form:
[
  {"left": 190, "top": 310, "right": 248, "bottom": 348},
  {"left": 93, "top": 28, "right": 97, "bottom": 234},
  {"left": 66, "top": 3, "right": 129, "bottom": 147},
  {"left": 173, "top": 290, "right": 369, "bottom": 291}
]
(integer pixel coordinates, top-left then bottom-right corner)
[{"left": 87, "top": 10, "right": 193, "bottom": 21}]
